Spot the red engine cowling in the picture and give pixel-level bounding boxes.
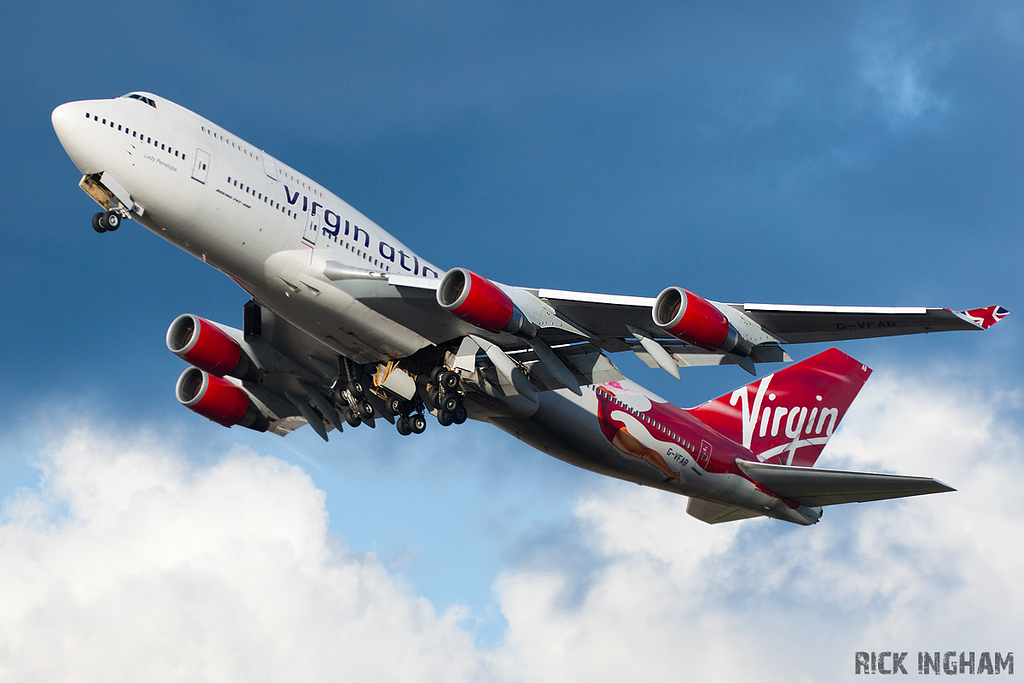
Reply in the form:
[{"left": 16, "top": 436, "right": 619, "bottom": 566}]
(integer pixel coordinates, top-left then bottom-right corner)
[
  {"left": 166, "top": 314, "right": 260, "bottom": 382},
  {"left": 652, "top": 286, "right": 751, "bottom": 355},
  {"left": 436, "top": 268, "right": 536, "bottom": 338},
  {"left": 175, "top": 367, "right": 269, "bottom": 432}
]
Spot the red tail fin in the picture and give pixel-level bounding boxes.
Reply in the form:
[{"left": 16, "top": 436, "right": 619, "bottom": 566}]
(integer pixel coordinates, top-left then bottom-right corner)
[{"left": 686, "top": 348, "right": 871, "bottom": 467}]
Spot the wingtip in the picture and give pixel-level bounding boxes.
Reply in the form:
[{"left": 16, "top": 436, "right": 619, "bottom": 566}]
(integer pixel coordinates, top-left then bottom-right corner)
[{"left": 958, "top": 305, "right": 1010, "bottom": 330}]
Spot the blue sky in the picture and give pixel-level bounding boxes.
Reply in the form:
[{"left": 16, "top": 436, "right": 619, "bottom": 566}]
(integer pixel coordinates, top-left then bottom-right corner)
[{"left": 1, "top": 2, "right": 1022, "bottom": 680}]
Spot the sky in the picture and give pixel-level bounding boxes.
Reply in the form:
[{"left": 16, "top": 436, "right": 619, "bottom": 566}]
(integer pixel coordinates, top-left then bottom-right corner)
[{"left": 0, "top": 1, "right": 1022, "bottom": 680}]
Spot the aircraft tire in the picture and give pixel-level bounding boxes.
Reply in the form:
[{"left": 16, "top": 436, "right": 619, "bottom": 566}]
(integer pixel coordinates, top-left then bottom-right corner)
[
  {"left": 348, "top": 380, "right": 364, "bottom": 397},
  {"left": 441, "top": 395, "right": 460, "bottom": 413},
  {"left": 426, "top": 387, "right": 440, "bottom": 411},
  {"left": 439, "top": 371, "right": 459, "bottom": 392},
  {"left": 92, "top": 213, "right": 107, "bottom": 233},
  {"left": 410, "top": 414, "right": 426, "bottom": 434},
  {"left": 358, "top": 399, "right": 374, "bottom": 419},
  {"left": 437, "top": 410, "right": 454, "bottom": 427},
  {"left": 103, "top": 211, "right": 121, "bottom": 231},
  {"left": 396, "top": 416, "right": 412, "bottom": 436},
  {"left": 387, "top": 396, "right": 403, "bottom": 415},
  {"left": 453, "top": 406, "right": 468, "bottom": 424},
  {"left": 344, "top": 408, "right": 361, "bottom": 428}
]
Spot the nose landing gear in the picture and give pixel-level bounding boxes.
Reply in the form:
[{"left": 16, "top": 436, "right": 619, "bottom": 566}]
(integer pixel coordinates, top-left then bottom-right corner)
[{"left": 92, "top": 210, "right": 122, "bottom": 233}]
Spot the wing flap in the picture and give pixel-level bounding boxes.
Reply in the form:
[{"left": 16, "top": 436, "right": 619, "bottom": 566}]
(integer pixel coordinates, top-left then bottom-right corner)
[
  {"left": 632, "top": 342, "right": 791, "bottom": 369},
  {"left": 735, "top": 459, "right": 955, "bottom": 507},
  {"left": 508, "top": 345, "right": 625, "bottom": 391}
]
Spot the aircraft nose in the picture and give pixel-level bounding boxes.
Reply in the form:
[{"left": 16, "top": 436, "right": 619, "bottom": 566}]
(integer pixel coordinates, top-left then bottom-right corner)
[{"left": 51, "top": 101, "right": 83, "bottom": 144}]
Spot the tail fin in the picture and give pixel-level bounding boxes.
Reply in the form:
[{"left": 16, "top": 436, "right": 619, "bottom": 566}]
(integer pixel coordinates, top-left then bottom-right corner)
[{"left": 686, "top": 348, "right": 871, "bottom": 467}]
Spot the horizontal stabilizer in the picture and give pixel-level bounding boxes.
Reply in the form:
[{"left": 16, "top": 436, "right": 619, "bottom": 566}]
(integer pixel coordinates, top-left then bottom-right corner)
[
  {"left": 686, "top": 498, "right": 763, "bottom": 524},
  {"left": 736, "top": 459, "right": 955, "bottom": 507}
]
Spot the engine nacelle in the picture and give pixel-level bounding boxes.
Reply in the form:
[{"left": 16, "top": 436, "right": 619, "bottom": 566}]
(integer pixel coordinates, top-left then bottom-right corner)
[
  {"left": 436, "top": 268, "right": 537, "bottom": 338},
  {"left": 175, "top": 367, "right": 269, "bottom": 432},
  {"left": 653, "top": 286, "right": 751, "bottom": 356},
  {"left": 166, "top": 314, "right": 260, "bottom": 382}
]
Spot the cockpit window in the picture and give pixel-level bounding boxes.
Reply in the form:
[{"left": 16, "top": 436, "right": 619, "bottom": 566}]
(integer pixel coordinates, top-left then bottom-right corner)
[{"left": 121, "top": 93, "right": 157, "bottom": 108}]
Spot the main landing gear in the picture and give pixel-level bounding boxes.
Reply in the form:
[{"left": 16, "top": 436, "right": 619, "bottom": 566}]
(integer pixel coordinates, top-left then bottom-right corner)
[
  {"left": 332, "top": 361, "right": 468, "bottom": 438},
  {"left": 427, "top": 368, "right": 467, "bottom": 427},
  {"left": 388, "top": 366, "right": 466, "bottom": 436},
  {"left": 396, "top": 413, "right": 427, "bottom": 436},
  {"left": 335, "top": 380, "right": 377, "bottom": 429},
  {"left": 92, "top": 210, "right": 122, "bottom": 233}
]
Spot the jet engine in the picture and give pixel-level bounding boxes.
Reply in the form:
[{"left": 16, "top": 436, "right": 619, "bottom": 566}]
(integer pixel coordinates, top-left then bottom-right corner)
[
  {"left": 436, "top": 268, "right": 537, "bottom": 338},
  {"left": 166, "top": 314, "right": 260, "bottom": 382},
  {"left": 653, "top": 286, "right": 752, "bottom": 356},
  {"left": 175, "top": 367, "right": 269, "bottom": 432}
]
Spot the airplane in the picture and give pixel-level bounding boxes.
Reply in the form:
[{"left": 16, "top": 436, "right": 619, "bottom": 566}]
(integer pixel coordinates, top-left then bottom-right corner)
[{"left": 51, "top": 92, "right": 1009, "bottom": 526}]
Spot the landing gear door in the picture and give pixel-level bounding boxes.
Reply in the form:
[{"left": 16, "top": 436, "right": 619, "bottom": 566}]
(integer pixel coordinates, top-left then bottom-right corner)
[
  {"left": 302, "top": 208, "right": 320, "bottom": 247},
  {"left": 191, "top": 149, "right": 210, "bottom": 184}
]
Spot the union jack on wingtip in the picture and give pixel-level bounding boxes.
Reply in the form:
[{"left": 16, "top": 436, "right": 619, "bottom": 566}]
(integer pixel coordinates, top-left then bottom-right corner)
[{"left": 962, "top": 305, "right": 1011, "bottom": 330}]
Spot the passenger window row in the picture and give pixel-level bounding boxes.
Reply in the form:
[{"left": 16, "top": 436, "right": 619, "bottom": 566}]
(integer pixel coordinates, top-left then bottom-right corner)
[
  {"left": 83, "top": 112, "right": 186, "bottom": 161},
  {"left": 604, "top": 391, "right": 694, "bottom": 453},
  {"left": 226, "top": 176, "right": 296, "bottom": 218},
  {"left": 201, "top": 126, "right": 261, "bottom": 163},
  {"left": 279, "top": 169, "right": 324, "bottom": 199},
  {"left": 223, "top": 173, "right": 388, "bottom": 270}
]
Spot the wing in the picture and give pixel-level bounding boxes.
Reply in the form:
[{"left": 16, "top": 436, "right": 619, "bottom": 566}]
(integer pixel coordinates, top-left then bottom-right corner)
[
  {"left": 735, "top": 459, "right": 955, "bottom": 507},
  {"left": 335, "top": 268, "right": 1007, "bottom": 386},
  {"left": 535, "top": 288, "right": 1006, "bottom": 346},
  {"left": 530, "top": 287, "right": 1007, "bottom": 374},
  {"left": 736, "top": 303, "right": 1010, "bottom": 344}
]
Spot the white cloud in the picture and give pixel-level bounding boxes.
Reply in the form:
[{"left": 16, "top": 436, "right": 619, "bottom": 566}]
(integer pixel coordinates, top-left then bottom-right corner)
[
  {"left": 492, "top": 367, "right": 1024, "bottom": 682},
  {"left": 854, "top": 20, "right": 953, "bottom": 129},
  {"left": 1, "top": 365, "right": 1020, "bottom": 682},
  {"left": 0, "top": 427, "right": 491, "bottom": 682}
]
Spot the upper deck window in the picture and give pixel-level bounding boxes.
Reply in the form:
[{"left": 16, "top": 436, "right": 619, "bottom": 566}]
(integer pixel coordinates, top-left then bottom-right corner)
[{"left": 121, "top": 93, "right": 157, "bottom": 108}]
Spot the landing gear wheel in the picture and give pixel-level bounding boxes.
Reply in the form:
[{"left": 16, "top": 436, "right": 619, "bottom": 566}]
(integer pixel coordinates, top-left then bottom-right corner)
[
  {"left": 410, "top": 414, "right": 427, "bottom": 434},
  {"left": 92, "top": 213, "right": 106, "bottom": 233},
  {"left": 387, "top": 397, "right": 404, "bottom": 416},
  {"left": 103, "top": 211, "right": 121, "bottom": 231},
  {"left": 453, "top": 406, "right": 468, "bottom": 424},
  {"left": 357, "top": 400, "right": 375, "bottom": 420},
  {"left": 396, "top": 416, "right": 412, "bottom": 436},
  {"left": 426, "top": 387, "right": 440, "bottom": 411},
  {"left": 437, "top": 410, "right": 454, "bottom": 427},
  {"left": 441, "top": 395, "right": 460, "bottom": 413},
  {"left": 431, "top": 367, "right": 446, "bottom": 385},
  {"left": 348, "top": 380, "right": 364, "bottom": 397},
  {"left": 439, "top": 370, "right": 460, "bottom": 392},
  {"left": 344, "top": 408, "right": 362, "bottom": 428}
]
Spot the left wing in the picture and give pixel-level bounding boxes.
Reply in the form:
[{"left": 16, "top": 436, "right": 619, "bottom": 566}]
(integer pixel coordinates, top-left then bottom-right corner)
[
  {"left": 369, "top": 268, "right": 1008, "bottom": 381},
  {"left": 535, "top": 287, "right": 1007, "bottom": 349}
]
